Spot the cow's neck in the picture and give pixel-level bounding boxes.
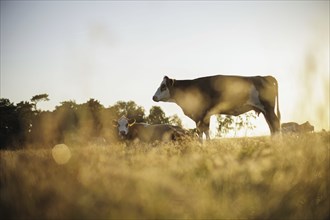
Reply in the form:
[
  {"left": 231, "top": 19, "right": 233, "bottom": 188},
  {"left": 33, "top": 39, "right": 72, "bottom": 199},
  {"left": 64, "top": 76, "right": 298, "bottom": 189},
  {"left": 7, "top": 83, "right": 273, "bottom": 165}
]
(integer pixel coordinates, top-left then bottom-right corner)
[
  {"left": 170, "top": 79, "right": 200, "bottom": 121},
  {"left": 171, "top": 79, "right": 193, "bottom": 96},
  {"left": 170, "top": 79, "right": 190, "bottom": 102}
]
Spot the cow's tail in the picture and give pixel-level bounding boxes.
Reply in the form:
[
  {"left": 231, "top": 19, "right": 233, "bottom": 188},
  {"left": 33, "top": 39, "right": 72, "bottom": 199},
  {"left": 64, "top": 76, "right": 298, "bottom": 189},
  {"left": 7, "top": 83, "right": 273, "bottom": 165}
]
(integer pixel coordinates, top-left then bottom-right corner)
[{"left": 267, "top": 76, "right": 281, "bottom": 122}]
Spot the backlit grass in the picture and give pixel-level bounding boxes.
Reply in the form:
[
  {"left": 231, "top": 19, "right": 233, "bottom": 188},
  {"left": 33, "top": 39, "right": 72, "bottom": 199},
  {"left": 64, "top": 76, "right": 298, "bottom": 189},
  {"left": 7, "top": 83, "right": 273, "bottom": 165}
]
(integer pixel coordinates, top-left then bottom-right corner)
[{"left": 1, "top": 132, "right": 329, "bottom": 219}]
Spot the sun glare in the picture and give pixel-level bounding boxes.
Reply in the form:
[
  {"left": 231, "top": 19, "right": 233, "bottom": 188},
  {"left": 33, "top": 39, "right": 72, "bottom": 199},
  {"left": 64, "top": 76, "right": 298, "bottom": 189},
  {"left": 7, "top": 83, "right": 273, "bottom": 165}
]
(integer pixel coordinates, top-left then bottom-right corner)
[{"left": 52, "top": 144, "right": 72, "bottom": 165}]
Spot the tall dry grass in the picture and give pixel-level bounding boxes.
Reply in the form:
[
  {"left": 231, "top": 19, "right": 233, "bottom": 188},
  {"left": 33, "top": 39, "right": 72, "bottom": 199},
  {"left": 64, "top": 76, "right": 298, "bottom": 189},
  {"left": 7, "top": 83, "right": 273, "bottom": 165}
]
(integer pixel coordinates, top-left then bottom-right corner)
[{"left": 0, "top": 132, "right": 329, "bottom": 219}]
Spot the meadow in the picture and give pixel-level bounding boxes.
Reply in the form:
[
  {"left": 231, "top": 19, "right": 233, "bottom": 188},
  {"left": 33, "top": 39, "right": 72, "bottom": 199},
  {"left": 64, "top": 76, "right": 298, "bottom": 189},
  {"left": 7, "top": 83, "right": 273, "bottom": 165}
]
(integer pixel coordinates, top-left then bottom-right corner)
[{"left": 0, "top": 132, "right": 329, "bottom": 219}]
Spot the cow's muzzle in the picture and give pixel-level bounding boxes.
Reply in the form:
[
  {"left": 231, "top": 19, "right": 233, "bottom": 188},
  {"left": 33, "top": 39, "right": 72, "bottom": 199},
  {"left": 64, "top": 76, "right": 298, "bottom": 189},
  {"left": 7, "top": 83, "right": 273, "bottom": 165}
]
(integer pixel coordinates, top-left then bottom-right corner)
[{"left": 152, "top": 96, "right": 159, "bottom": 102}]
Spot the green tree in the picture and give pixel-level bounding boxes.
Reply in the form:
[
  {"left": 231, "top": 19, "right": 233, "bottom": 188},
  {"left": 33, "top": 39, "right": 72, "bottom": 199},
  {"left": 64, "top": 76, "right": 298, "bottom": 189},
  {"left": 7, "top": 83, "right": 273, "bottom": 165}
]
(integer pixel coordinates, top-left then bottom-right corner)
[
  {"left": 56, "top": 100, "right": 78, "bottom": 111},
  {"left": 0, "top": 99, "right": 35, "bottom": 148},
  {"left": 168, "top": 114, "right": 183, "bottom": 127},
  {"left": 216, "top": 112, "right": 257, "bottom": 137},
  {"left": 54, "top": 100, "right": 79, "bottom": 142},
  {"left": 242, "top": 112, "right": 257, "bottom": 135},
  {"left": 216, "top": 115, "right": 234, "bottom": 137},
  {"left": 16, "top": 101, "right": 35, "bottom": 144},
  {"left": 109, "top": 101, "right": 145, "bottom": 122},
  {"left": 86, "top": 98, "right": 104, "bottom": 113},
  {"left": 0, "top": 99, "right": 18, "bottom": 148},
  {"left": 31, "top": 93, "right": 49, "bottom": 111},
  {"left": 146, "top": 106, "right": 169, "bottom": 124},
  {"left": 76, "top": 98, "right": 104, "bottom": 138}
]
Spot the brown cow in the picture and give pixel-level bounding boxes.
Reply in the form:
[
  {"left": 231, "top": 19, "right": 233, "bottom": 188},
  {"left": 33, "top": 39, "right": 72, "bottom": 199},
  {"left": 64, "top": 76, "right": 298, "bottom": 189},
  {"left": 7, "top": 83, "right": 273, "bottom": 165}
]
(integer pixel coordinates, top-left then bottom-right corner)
[
  {"left": 153, "top": 75, "right": 281, "bottom": 140},
  {"left": 281, "top": 121, "right": 314, "bottom": 133}
]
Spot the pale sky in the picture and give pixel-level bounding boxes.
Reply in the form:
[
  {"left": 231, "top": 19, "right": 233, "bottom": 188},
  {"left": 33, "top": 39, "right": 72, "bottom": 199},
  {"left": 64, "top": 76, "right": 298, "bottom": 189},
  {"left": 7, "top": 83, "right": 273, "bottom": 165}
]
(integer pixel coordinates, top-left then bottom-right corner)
[{"left": 1, "top": 1, "right": 329, "bottom": 135}]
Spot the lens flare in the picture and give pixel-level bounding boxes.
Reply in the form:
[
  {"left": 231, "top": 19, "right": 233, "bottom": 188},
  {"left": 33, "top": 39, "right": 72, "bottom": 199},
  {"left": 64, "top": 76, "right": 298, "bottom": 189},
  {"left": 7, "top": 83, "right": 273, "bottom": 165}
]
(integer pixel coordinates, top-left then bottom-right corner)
[{"left": 52, "top": 144, "right": 71, "bottom": 165}]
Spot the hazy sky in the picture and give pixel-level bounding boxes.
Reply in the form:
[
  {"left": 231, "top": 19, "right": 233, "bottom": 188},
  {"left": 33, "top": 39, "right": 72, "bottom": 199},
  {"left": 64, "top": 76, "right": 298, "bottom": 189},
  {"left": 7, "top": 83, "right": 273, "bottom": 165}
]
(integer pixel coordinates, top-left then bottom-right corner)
[{"left": 1, "top": 1, "right": 329, "bottom": 134}]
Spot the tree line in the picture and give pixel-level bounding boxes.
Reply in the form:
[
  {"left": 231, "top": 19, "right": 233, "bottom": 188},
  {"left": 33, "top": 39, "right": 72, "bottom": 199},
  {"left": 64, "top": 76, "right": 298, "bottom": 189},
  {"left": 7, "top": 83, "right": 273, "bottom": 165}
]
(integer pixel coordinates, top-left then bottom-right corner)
[
  {"left": 0, "top": 94, "right": 257, "bottom": 149},
  {"left": 0, "top": 94, "right": 183, "bottom": 149}
]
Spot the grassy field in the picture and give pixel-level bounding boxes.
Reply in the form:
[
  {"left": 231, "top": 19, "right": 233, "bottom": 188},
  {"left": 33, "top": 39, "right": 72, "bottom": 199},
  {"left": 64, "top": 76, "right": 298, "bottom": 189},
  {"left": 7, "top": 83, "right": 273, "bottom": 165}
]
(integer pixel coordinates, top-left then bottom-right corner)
[{"left": 1, "top": 132, "right": 329, "bottom": 219}]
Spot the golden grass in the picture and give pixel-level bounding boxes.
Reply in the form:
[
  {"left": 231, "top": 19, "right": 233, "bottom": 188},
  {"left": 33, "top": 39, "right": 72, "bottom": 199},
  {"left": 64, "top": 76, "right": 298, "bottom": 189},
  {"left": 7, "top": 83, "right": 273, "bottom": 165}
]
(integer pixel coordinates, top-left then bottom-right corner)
[{"left": 1, "top": 132, "right": 329, "bottom": 219}]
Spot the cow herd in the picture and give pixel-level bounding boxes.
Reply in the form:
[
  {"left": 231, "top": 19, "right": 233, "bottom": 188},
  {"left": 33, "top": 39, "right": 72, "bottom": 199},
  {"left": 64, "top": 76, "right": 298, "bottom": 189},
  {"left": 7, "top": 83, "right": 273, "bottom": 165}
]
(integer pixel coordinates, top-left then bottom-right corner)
[{"left": 113, "top": 74, "right": 314, "bottom": 144}]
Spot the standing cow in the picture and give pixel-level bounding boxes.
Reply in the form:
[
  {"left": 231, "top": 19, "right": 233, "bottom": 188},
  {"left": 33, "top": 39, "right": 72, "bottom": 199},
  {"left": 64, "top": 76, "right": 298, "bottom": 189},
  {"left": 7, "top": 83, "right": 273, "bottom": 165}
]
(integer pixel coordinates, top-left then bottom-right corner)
[{"left": 153, "top": 75, "right": 281, "bottom": 140}]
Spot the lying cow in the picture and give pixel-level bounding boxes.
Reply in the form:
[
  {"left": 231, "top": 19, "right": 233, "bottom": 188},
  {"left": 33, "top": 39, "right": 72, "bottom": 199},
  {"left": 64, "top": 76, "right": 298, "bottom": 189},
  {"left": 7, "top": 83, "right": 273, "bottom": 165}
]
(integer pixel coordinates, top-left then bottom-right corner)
[
  {"left": 153, "top": 75, "right": 281, "bottom": 140},
  {"left": 282, "top": 121, "right": 314, "bottom": 133},
  {"left": 113, "top": 116, "right": 188, "bottom": 143}
]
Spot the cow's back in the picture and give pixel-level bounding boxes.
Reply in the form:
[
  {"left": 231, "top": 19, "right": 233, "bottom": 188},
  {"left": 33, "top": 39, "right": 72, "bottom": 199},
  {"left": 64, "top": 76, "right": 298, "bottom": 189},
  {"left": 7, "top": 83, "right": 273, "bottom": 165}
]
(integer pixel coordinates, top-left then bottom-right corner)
[
  {"left": 129, "top": 123, "right": 175, "bottom": 142},
  {"left": 148, "top": 124, "right": 183, "bottom": 141},
  {"left": 282, "top": 122, "right": 299, "bottom": 133}
]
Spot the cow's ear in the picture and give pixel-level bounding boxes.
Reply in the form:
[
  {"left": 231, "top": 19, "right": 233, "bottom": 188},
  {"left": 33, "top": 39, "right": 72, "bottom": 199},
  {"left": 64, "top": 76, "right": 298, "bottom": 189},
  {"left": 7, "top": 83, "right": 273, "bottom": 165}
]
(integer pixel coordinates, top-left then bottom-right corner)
[
  {"left": 112, "top": 120, "right": 118, "bottom": 127},
  {"left": 128, "top": 118, "right": 136, "bottom": 126},
  {"left": 170, "top": 78, "right": 175, "bottom": 86},
  {"left": 164, "top": 76, "right": 175, "bottom": 87}
]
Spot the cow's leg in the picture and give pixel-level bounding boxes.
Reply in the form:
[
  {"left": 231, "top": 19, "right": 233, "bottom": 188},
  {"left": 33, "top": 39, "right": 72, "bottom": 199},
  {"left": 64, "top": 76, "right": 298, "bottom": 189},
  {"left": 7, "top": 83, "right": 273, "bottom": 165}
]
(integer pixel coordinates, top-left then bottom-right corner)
[
  {"left": 196, "top": 121, "right": 204, "bottom": 142},
  {"left": 196, "top": 117, "right": 211, "bottom": 141},
  {"left": 262, "top": 109, "right": 280, "bottom": 135},
  {"left": 203, "top": 120, "right": 211, "bottom": 140},
  {"left": 263, "top": 113, "right": 274, "bottom": 134},
  {"left": 204, "top": 116, "right": 211, "bottom": 140}
]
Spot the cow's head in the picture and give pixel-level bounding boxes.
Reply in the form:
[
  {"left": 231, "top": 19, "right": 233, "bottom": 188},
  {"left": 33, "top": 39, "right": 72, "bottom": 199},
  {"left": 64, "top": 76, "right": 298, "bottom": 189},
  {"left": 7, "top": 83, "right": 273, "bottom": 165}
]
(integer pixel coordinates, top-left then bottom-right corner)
[
  {"left": 152, "top": 76, "right": 175, "bottom": 102},
  {"left": 113, "top": 116, "right": 136, "bottom": 136}
]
